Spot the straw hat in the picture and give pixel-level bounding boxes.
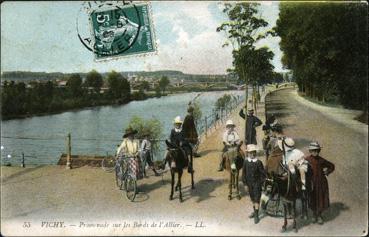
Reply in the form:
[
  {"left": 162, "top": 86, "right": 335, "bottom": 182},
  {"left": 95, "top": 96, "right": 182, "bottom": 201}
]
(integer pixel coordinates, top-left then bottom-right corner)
[
  {"left": 309, "top": 141, "right": 322, "bottom": 150},
  {"left": 226, "top": 119, "right": 235, "bottom": 126},
  {"left": 173, "top": 116, "right": 183, "bottom": 124},
  {"left": 246, "top": 144, "right": 258, "bottom": 152}
]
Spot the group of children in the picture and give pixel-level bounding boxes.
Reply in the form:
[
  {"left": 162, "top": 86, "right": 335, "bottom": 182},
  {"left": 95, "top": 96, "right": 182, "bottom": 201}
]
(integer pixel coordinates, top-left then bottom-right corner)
[
  {"left": 118, "top": 105, "right": 335, "bottom": 226},
  {"left": 220, "top": 116, "right": 335, "bottom": 225}
]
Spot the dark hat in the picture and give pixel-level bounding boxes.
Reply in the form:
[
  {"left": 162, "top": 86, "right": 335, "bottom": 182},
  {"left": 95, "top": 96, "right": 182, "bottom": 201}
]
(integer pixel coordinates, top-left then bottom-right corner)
[
  {"left": 271, "top": 123, "right": 283, "bottom": 133},
  {"left": 123, "top": 127, "right": 138, "bottom": 138},
  {"left": 187, "top": 106, "right": 194, "bottom": 113}
]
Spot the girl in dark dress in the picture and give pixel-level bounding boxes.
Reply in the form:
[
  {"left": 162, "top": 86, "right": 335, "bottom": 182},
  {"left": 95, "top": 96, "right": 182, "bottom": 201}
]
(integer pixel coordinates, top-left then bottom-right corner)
[
  {"left": 242, "top": 144, "right": 266, "bottom": 224},
  {"left": 305, "top": 141, "right": 335, "bottom": 224}
]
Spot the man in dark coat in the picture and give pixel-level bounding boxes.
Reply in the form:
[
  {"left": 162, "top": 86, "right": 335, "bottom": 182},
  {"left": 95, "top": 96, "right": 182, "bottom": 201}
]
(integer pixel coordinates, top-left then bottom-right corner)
[
  {"left": 242, "top": 144, "right": 266, "bottom": 224},
  {"left": 239, "top": 107, "right": 262, "bottom": 145},
  {"left": 305, "top": 141, "right": 335, "bottom": 224},
  {"left": 182, "top": 103, "right": 200, "bottom": 157}
]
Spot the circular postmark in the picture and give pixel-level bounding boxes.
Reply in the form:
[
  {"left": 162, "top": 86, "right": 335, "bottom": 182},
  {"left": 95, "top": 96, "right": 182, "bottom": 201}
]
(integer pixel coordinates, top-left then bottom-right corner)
[{"left": 76, "top": 1, "right": 143, "bottom": 58}]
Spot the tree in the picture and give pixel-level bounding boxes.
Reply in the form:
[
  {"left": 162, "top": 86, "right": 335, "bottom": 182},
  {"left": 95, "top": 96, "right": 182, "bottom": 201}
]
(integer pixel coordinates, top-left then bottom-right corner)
[
  {"left": 140, "top": 80, "right": 150, "bottom": 91},
  {"left": 107, "top": 70, "right": 122, "bottom": 99},
  {"left": 85, "top": 70, "right": 103, "bottom": 94},
  {"left": 128, "top": 116, "right": 163, "bottom": 152},
  {"left": 274, "top": 2, "right": 367, "bottom": 111},
  {"left": 66, "top": 74, "right": 83, "bottom": 97},
  {"left": 159, "top": 76, "right": 170, "bottom": 94}
]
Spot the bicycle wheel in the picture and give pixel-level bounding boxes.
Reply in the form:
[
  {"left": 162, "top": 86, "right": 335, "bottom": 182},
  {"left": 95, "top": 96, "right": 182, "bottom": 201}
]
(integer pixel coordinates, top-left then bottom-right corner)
[
  {"left": 102, "top": 156, "right": 115, "bottom": 172},
  {"left": 125, "top": 176, "right": 137, "bottom": 202},
  {"left": 115, "top": 163, "right": 124, "bottom": 189}
]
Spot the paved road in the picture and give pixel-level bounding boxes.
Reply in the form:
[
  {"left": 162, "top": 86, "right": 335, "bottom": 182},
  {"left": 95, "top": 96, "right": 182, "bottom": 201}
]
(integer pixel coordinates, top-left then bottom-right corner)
[
  {"left": 1, "top": 88, "right": 367, "bottom": 236},
  {"left": 265, "top": 88, "right": 368, "bottom": 236}
]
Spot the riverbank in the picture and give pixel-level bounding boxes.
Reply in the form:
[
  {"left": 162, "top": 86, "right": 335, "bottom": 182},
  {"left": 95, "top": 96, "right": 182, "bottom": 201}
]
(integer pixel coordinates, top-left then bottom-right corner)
[{"left": 1, "top": 88, "right": 239, "bottom": 121}]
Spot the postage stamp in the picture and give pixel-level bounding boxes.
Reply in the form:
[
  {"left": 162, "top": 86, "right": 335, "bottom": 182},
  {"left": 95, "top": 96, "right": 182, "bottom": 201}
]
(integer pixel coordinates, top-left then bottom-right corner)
[{"left": 90, "top": 3, "right": 156, "bottom": 60}]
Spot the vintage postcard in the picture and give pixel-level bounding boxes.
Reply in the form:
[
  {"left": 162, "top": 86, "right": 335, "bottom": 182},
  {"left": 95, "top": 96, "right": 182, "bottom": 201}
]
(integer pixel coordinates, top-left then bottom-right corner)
[{"left": 1, "top": 1, "right": 368, "bottom": 236}]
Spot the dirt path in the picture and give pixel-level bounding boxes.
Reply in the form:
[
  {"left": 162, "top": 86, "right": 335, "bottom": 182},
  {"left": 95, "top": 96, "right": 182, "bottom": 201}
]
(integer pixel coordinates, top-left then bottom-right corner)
[{"left": 1, "top": 88, "right": 367, "bottom": 236}]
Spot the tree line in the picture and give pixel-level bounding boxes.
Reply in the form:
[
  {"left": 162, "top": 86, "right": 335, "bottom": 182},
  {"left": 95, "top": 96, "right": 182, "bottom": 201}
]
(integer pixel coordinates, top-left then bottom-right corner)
[
  {"left": 274, "top": 2, "right": 367, "bottom": 112},
  {"left": 1, "top": 70, "right": 150, "bottom": 119}
]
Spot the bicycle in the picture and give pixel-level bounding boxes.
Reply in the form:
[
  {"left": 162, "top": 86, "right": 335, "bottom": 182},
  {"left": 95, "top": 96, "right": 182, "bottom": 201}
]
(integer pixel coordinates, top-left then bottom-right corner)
[
  {"left": 101, "top": 153, "right": 115, "bottom": 172},
  {"left": 115, "top": 155, "right": 138, "bottom": 202}
]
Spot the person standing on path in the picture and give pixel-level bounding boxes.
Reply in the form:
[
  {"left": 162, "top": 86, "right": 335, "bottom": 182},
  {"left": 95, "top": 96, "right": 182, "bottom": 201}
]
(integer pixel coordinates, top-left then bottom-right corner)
[
  {"left": 140, "top": 133, "right": 160, "bottom": 177},
  {"left": 182, "top": 103, "right": 200, "bottom": 157},
  {"left": 242, "top": 144, "right": 266, "bottom": 224},
  {"left": 239, "top": 107, "right": 262, "bottom": 145},
  {"left": 305, "top": 141, "right": 335, "bottom": 224}
]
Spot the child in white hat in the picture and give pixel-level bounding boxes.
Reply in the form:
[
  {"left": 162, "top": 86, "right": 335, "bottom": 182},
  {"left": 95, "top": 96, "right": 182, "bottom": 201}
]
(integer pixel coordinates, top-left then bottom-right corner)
[
  {"left": 242, "top": 144, "right": 266, "bottom": 224},
  {"left": 218, "top": 119, "right": 241, "bottom": 171}
]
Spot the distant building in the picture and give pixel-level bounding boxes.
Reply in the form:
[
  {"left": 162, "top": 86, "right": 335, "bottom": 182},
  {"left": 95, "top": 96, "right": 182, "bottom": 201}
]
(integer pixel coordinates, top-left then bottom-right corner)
[{"left": 56, "top": 80, "right": 68, "bottom": 88}]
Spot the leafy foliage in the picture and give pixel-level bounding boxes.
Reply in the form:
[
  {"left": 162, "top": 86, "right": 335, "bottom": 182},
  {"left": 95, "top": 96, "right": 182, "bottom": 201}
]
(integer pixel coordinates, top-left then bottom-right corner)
[
  {"left": 159, "top": 76, "right": 170, "bottom": 93},
  {"left": 85, "top": 70, "right": 103, "bottom": 94},
  {"left": 106, "top": 70, "right": 131, "bottom": 102},
  {"left": 1, "top": 70, "right": 133, "bottom": 119},
  {"left": 215, "top": 94, "right": 233, "bottom": 110},
  {"left": 127, "top": 116, "right": 163, "bottom": 151},
  {"left": 274, "top": 2, "right": 367, "bottom": 110},
  {"left": 191, "top": 101, "right": 202, "bottom": 124}
]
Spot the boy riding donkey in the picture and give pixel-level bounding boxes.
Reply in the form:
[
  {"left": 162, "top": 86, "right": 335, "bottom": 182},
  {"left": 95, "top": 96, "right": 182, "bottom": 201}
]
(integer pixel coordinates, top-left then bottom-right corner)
[
  {"left": 165, "top": 116, "right": 194, "bottom": 174},
  {"left": 218, "top": 119, "right": 241, "bottom": 172}
]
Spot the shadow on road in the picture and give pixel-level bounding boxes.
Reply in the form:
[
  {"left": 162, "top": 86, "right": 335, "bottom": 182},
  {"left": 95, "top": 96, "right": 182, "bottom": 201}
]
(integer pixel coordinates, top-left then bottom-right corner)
[
  {"left": 295, "top": 201, "right": 349, "bottom": 231},
  {"left": 140, "top": 179, "right": 171, "bottom": 194},
  {"left": 1, "top": 165, "right": 44, "bottom": 183},
  {"left": 324, "top": 202, "right": 350, "bottom": 223},
  {"left": 293, "top": 137, "right": 312, "bottom": 149},
  {"left": 181, "top": 178, "right": 225, "bottom": 203},
  {"left": 198, "top": 149, "right": 218, "bottom": 157}
]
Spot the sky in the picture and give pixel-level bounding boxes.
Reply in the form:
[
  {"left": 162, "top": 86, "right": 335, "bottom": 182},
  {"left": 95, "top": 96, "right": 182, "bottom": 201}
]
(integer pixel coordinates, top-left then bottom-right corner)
[{"left": 1, "top": 1, "right": 284, "bottom": 75}]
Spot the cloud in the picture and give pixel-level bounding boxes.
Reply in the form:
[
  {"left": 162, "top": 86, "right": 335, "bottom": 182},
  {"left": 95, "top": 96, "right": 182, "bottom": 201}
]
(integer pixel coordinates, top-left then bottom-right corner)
[{"left": 148, "top": 1, "right": 234, "bottom": 74}]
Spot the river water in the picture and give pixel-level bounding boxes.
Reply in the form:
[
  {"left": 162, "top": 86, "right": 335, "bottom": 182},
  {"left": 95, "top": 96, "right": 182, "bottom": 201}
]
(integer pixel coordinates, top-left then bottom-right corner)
[{"left": 1, "top": 90, "right": 244, "bottom": 165}]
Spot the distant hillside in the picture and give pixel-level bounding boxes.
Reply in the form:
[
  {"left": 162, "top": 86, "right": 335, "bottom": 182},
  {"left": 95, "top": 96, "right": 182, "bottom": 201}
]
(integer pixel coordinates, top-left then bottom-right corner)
[{"left": 1, "top": 70, "right": 233, "bottom": 82}]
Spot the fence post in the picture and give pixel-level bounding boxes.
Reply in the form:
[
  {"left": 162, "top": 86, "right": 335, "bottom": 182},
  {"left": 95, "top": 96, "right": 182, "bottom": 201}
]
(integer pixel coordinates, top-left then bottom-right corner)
[
  {"left": 205, "top": 116, "right": 208, "bottom": 137},
  {"left": 66, "top": 133, "right": 72, "bottom": 169},
  {"left": 21, "top": 152, "right": 25, "bottom": 168}
]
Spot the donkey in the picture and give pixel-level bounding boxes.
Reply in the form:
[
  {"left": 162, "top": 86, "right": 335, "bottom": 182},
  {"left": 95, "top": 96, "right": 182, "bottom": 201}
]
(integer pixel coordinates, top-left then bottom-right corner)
[
  {"left": 223, "top": 141, "right": 244, "bottom": 200},
  {"left": 164, "top": 140, "right": 194, "bottom": 202},
  {"left": 264, "top": 168, "right": 301, "bottom": 233}
]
